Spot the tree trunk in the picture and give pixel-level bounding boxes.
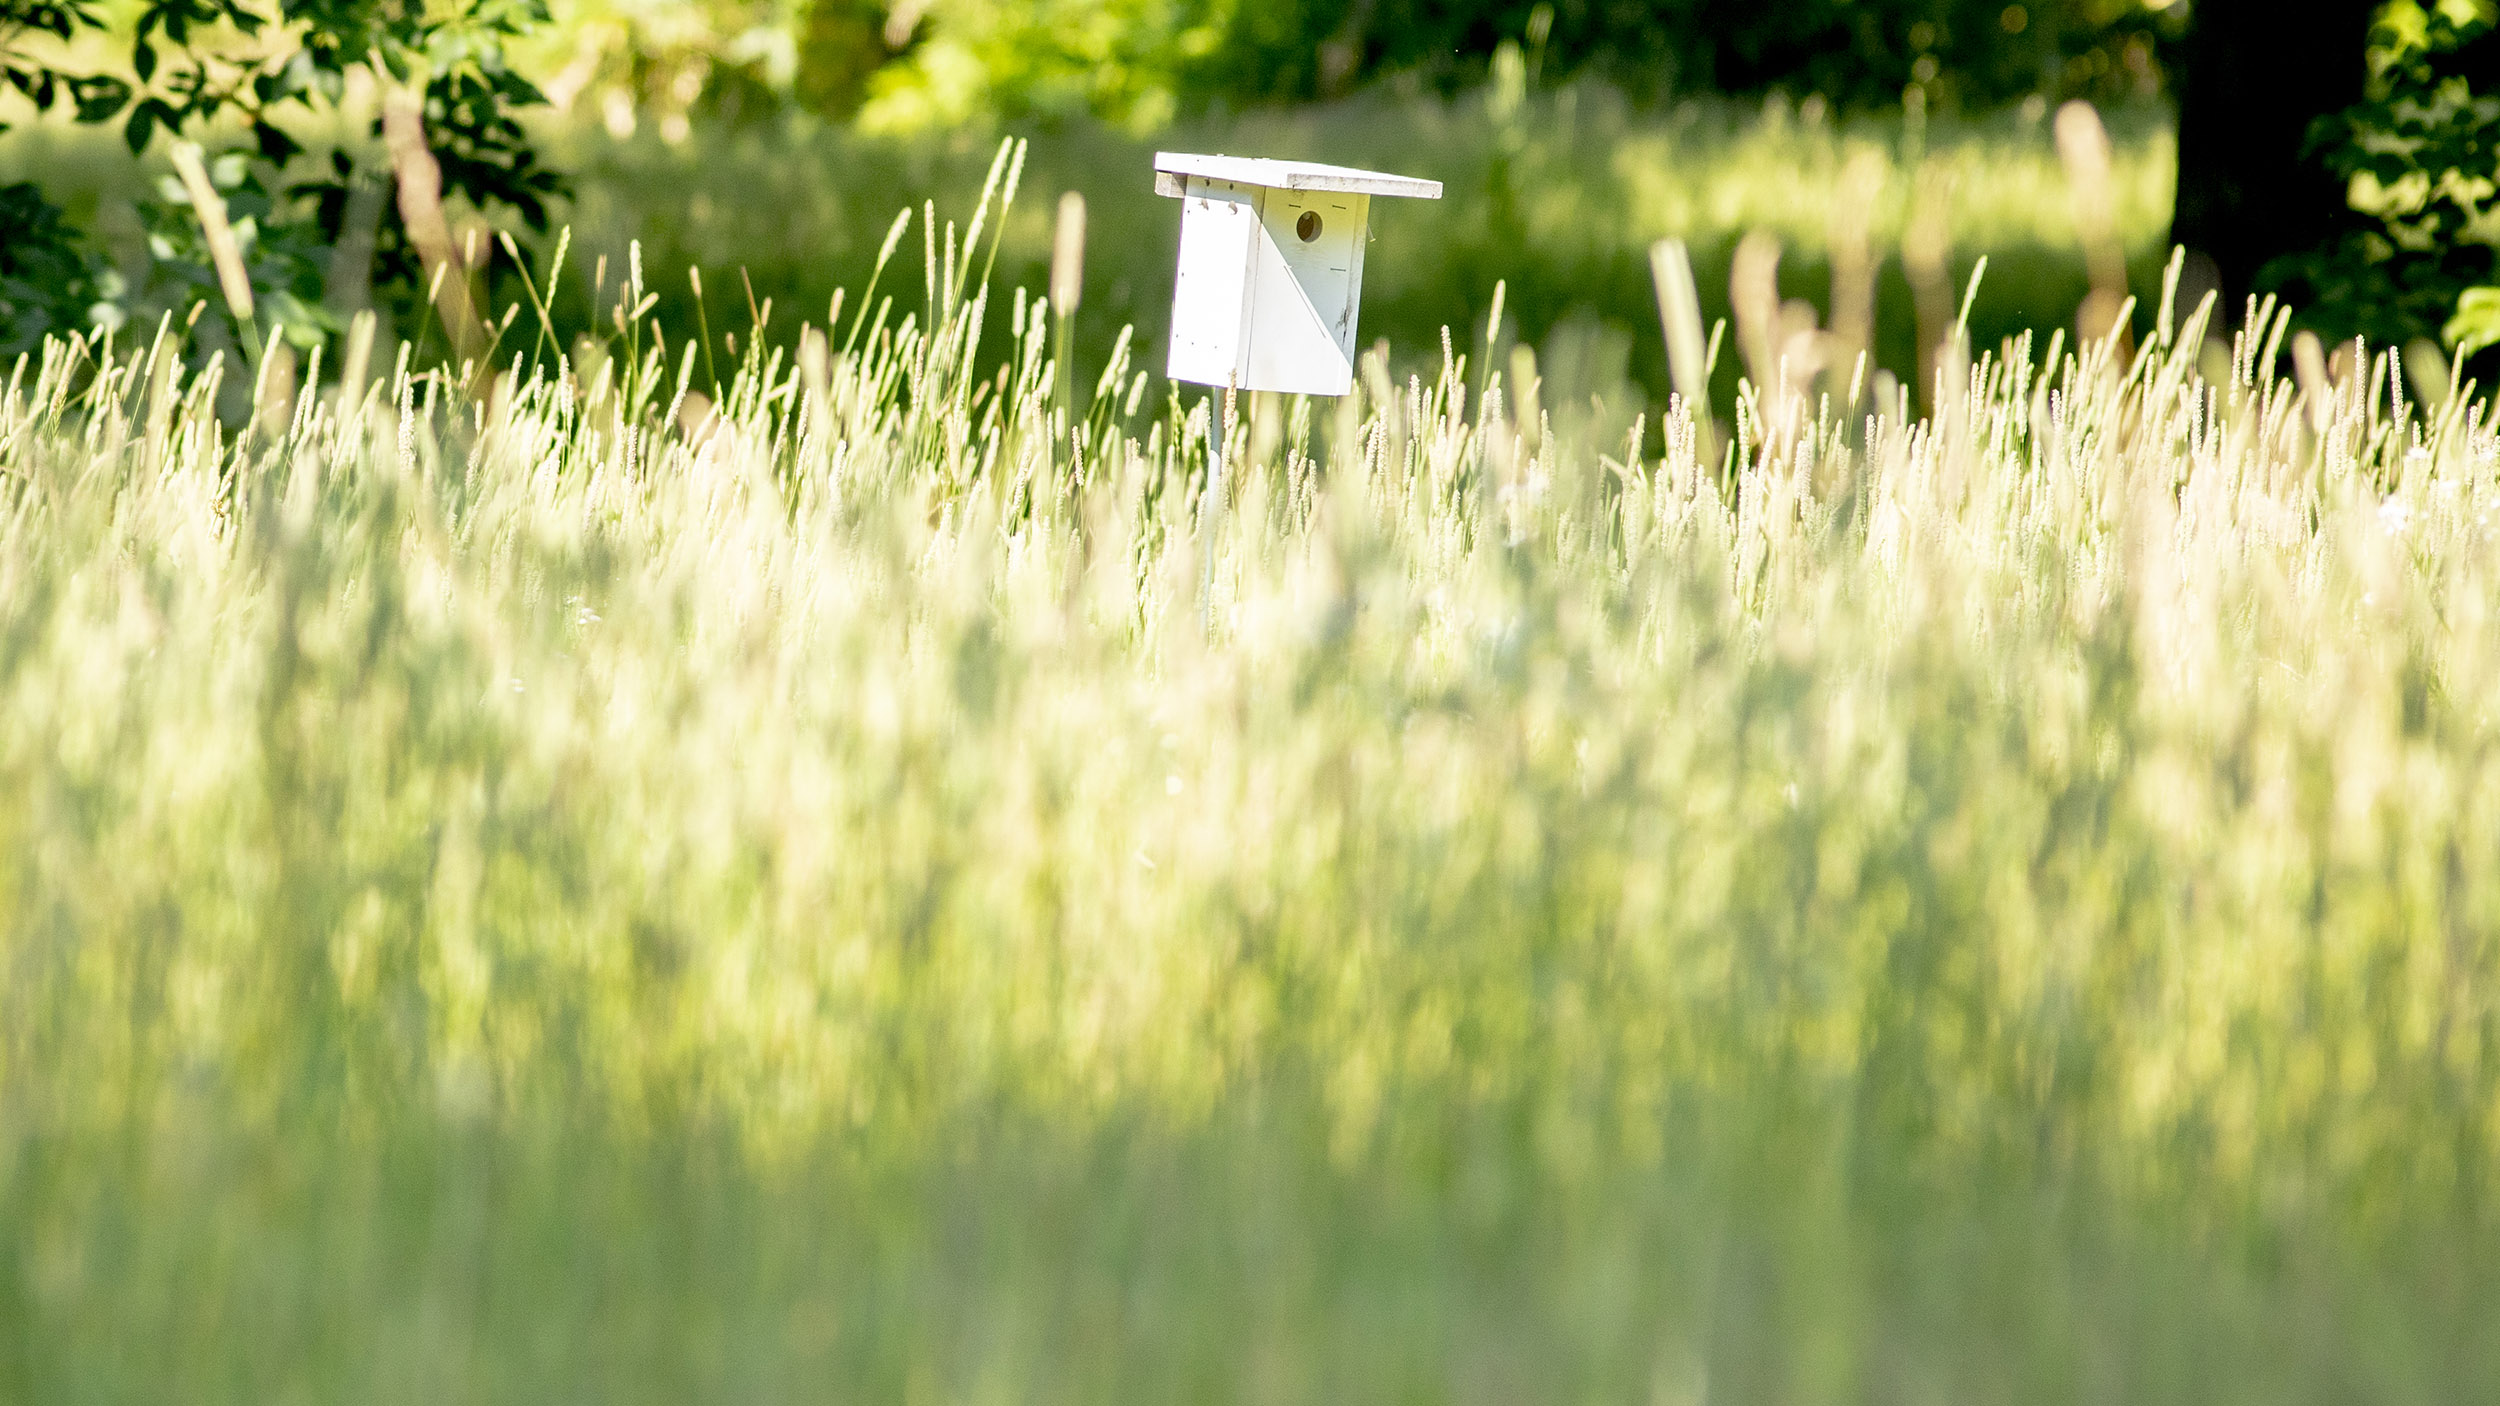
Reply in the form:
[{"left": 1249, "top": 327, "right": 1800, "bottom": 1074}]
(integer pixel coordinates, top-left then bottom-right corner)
[{"left": 2169, "top": 0, "right": 2378, "bottom": 318}]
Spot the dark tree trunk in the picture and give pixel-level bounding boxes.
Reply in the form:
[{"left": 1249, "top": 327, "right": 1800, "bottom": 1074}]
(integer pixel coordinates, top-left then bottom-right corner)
[{"left": 2169, "top": 0, "right": 2378, "bottom": 316}]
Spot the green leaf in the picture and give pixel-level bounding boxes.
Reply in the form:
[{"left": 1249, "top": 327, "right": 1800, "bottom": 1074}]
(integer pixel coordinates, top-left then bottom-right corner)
[
  {"left": 68, "top": 74, "right": 129, "bottom": 124},
  {"left": 2445, "top": 285, "right": 2500, "bottom": 358}
]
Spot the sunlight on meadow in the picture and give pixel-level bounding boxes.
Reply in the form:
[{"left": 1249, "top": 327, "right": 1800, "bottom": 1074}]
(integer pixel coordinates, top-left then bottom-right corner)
[
  {"left": 545, "top": 86, "right": 2176, "bottom": 404},
  {"left": 2, "top": 142, "right": 2498, "bottom": 1400}
]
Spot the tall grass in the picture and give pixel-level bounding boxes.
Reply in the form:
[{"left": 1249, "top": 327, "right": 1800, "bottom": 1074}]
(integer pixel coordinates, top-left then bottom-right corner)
[
  {"left": 554, "top": 86, "right": 2176, "bottom": 405},
  {"left": 3, "top": 152, "right": 2499, "bottom": 1402}
]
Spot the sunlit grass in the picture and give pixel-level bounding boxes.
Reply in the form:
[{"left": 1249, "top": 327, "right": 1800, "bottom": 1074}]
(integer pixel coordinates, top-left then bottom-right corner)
[
  {"left": 2, "top": 146, "right": 2498, "bottom": 1401},
  {"left": 554, "top": 85, "right": 2174, "bottom": 397}
]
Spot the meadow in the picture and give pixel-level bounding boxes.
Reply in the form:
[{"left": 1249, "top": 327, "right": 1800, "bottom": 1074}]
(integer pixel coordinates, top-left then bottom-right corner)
[
  {"left": 3, "top": 136, "right": 2499, "bottom": 1403},
  {"left": 556, "top": 83, "right": 2176, "bottom": 402},
  {"left": 4, "top": 81, "right": 2177, "bottom": 402}
]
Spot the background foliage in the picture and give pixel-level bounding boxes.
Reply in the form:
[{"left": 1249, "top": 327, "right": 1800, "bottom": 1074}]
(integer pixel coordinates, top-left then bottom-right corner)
[
  {"left": 7, "top": 0, "right": 2495, "bottom": 365},
  {"left": 774, "top": 0, "right": 2178, "bottom": 131},
  {"left": 546, "top": 90, "right": 2173, "bottom": 421},
  {"left": 2282, "top": 0, "right": 2498, "bottom": 351},
  {"left": 0, "top": 0, "right": 560, "bottom": 352}
]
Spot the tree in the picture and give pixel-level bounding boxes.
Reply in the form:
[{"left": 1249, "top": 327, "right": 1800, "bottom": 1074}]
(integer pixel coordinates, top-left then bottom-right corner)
[
  {"left": 2168, "top": 0, "right": 2380, "bottom": 319},
  {"left": 0, "top": 0, "right": 131, "bottom": 351},
  {"left": 2170, "top": 0, "right": 2500, "bottom": 358},
  {"left": 0, "top": 0, "right": 561, "bottom": 352},
  {"left": 2290, "top": 2, "right": 2500, "bottom": 353}
]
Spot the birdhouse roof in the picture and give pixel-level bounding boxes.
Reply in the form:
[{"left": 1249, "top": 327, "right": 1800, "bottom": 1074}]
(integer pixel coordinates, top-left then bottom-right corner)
[{"left": 1152, "top": 152, "right": 1443, "bottom": 200}]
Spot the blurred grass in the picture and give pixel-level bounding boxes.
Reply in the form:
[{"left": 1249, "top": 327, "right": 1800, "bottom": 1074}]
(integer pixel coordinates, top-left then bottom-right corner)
[{"left": 2, "top": 141, "right": 2498, "bottom": 1399}]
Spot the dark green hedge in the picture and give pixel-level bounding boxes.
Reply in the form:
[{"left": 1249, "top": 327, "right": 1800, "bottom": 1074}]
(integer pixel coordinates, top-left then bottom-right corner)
[{"left": 1191, "top": 0, "right": 2176, "bottom": 111}]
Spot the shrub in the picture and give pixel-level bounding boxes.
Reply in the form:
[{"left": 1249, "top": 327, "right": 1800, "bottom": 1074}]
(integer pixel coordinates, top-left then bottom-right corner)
[
  {"left": 2282, "top": 0, "right": 2498, "bottom": 353},
  {"left": 0, "top": 0, "right": 563, "bottom": 348},
  {"left": 0, "top": 181, "right": 106, "bottom": 355}
]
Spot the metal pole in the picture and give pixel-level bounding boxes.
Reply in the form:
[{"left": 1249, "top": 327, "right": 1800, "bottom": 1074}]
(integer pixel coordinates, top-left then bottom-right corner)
[{"left": 1200, "top": 375, "right": 1236, "bottom": 633}]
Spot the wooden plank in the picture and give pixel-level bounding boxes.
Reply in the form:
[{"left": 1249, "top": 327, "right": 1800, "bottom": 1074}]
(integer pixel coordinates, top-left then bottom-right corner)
[
  {"left": 1152, "top": 152, "right": 1441, "bottom": 201},
  {"left": 1164, "top": 176, "right": 1259, "bottom": 388}
]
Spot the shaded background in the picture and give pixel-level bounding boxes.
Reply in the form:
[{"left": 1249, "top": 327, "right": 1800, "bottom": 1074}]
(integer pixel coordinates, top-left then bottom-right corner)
[
  {"left": 2, "top": 1, "right": 2490, "bottom": 417},
  {"left": 0, "top": 0, "right": 2195, "bottom": 417}
]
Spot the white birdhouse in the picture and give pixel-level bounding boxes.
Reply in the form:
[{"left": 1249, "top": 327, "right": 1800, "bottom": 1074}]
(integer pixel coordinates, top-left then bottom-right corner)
[{"left": 1154, "top": 152, "right": 1443, "bottom": 398}]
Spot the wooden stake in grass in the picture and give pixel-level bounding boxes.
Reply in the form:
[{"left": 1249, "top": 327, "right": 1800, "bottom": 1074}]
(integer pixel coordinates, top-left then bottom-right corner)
[
  {"left": 2056, "top": 101, "right": 2130, "bottom": 347},
  {"left": 1649, "top": 237, "right": 1716, "bottom": 462},
  {"left": 797, "top": 323, "right": 831, "bottom": 445},
  {"left": 1825, "top": 149, "right": 1885, "bottom": 404},
  {"left": 1050, "top": 190, "right": 1086, "bottom": 419},
  {"left": 336, "top": 308, "right": 378, "bottom": 416},
  {"left": 1727, "top": 231, "right": 1782, "bottom": 393},
  {"left": 1902, "top": 163, "right": 1957, "bottom": 413},
  {"left": 250, "top": 325, "right": 295, "bottom": 438},
  {"left": 2292, "top": 329, "right": 2333, "bottom": 436}
]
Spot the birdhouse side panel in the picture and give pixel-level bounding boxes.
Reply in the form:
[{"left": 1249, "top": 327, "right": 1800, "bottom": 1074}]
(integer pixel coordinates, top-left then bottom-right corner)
[
  {"left": 1240, "top": 190, "right": 1368, "bottom": 397},
  {"left": 1165, "top": 178, "right": 1261, "bottom": 388}
]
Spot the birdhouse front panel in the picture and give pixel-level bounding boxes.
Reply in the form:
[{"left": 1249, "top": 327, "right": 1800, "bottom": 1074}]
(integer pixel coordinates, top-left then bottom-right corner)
[
  {"left": 1243, "top": 187, "right": 1368, "bottom": 395},
  {"left": 1164, "top": 176, "right": 1369, "bottom": 397},
  {"left": 1153, "top": 153, "right": 1439, "bottom": 399}
]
